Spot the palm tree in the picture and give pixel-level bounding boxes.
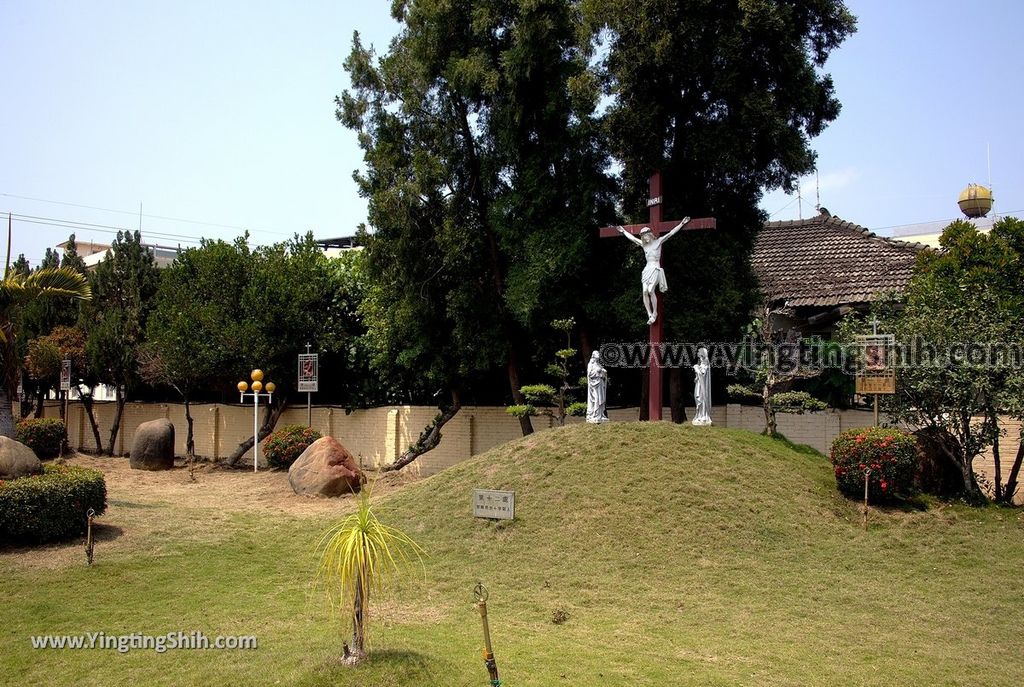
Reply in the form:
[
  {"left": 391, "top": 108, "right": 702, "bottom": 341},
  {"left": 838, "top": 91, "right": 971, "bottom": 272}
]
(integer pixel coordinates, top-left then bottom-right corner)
[
  {"left": 315, "top": 488, "right": 424, "bottom": 664},
  {"left": 0, "top": 267, "right": 91, "bottom": 437}
]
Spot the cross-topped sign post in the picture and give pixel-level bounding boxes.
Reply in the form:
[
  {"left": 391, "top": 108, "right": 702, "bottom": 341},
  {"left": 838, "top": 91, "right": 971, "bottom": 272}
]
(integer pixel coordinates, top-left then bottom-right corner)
[{"left": 599, "top": 171, "right": 716, "bottom": 421}]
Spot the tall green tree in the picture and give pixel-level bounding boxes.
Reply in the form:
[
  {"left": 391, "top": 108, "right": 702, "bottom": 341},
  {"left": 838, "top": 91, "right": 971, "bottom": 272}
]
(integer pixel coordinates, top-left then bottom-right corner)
[
  {"left": 586, "top": 0, "right": 856, "bottom": 413},
  {"left": 60, "top": 234, "right": 88, "bottom": 274},
  {"left": 223, "top": 234, "right": 359, "bottom": 466},
  {"left": 341, "top": 0, "right": 615, "bottom": 449},
  {"left": 886, "top": 219, "right": 1024, "bottom": 502},
  {"left": 84, "top": 230, "right": 160, "bottom": 454},
  {"left": 0, "top": 268, "right": 90, "bottom": 437},
  {"left": 141, "top": 238, "right": 251, "bottom": 460}
]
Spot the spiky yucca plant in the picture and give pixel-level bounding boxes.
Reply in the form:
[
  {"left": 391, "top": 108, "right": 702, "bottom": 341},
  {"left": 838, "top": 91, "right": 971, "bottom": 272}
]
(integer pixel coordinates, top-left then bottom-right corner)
[{"left": 315, "top": 488, "right": 424, "bottom": 664}]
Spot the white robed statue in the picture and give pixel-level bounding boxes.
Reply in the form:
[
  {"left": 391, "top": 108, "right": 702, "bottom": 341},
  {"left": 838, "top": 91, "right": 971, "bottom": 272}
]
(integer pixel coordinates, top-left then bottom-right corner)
[
  {"left": 586, "top": 351, "right": 609, "bottom": 424},
  {"left": 616, "top": 217, "right": 690, "bottom": 325},
  {"left": 692, "top": 347, "right": 712, "bottom": 426}
]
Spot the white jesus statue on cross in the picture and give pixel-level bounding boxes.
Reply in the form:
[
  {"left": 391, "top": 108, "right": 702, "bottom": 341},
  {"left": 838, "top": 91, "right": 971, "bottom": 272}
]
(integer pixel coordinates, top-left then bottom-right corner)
[{"left": 616, "top": 217, "right": 690, "bottom": 325}]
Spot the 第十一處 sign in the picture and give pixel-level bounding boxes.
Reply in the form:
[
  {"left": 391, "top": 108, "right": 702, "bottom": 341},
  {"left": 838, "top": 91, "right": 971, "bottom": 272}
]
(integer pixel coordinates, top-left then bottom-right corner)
[{"left": 473, "top": 489, "right": 515, "bottom": 521}]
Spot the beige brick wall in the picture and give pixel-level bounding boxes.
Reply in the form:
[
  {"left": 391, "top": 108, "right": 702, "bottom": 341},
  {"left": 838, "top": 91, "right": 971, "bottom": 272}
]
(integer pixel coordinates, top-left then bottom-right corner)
[{"left": 26, "top": 399, "right": 1022, "bottom": 503}]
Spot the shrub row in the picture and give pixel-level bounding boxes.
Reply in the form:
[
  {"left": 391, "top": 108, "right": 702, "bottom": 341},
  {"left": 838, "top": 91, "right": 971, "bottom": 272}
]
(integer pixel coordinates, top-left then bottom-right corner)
[
  {"left": 0, "top": 464, "right": 107, "bottom": 543},
  {"left": 264, "top": 424, "right": 322, "bottom": 469},
  {"left": 16, "top": 418, "right": 67, "bottom": 459}
]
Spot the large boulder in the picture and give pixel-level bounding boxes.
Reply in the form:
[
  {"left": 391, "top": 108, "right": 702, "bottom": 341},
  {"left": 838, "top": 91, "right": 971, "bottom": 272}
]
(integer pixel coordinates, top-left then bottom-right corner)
[
  {"left": 288, "top": 436, "right": 365, "bottom": 497},
  {"left": 0, "top": 436, "right": 43, "bottom": 480},
  {"left": 130, "top": 419, "right": 175, "bottom": 471}
]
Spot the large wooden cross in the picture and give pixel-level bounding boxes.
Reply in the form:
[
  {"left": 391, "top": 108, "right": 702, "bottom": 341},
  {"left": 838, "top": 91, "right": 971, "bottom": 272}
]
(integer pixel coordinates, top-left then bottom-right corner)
[{"left": 599, "top": 170, "right": 716, "bottom": 421}]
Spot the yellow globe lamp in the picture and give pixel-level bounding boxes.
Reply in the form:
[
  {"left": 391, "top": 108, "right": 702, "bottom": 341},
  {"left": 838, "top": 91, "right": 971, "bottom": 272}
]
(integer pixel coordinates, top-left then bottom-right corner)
[
  {"left": 958, "top": 183, "right": 993, "bottom": 218},
  {"left": 237, "top": 381, "right": 248, "bottom": 393},
  {"left": 251, "top": 369, "right": 264, "bottom": 383},
  {"left": 265, "top": 382, "right": 276, "bottom": 394},
  {"left": 252, "top": 380, "right": 263, "bottom": 393}
]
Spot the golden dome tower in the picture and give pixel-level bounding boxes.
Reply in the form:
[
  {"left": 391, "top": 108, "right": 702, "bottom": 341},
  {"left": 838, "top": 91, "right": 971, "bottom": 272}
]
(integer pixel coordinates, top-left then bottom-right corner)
[{"left": 958, "top": 184, "right": 993, "bottom": 218}]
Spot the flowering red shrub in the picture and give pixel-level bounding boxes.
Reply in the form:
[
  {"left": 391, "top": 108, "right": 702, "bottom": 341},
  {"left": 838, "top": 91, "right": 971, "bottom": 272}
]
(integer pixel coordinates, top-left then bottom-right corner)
[
  {"left": 263, "top": 424, "right": 322, "bottom": 469},
  {"left": 16, "top": 418, "right": 67, "bottom": 458},
  {"left": 830, "top": 426, "right": 917, "bottom": 501}
]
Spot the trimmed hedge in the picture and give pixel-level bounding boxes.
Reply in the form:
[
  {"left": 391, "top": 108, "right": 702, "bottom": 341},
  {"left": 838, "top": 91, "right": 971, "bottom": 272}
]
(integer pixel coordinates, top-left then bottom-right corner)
[
  {"left": 264, "top": 424, "right": 322, "bottom": 469},
  {"left": 16, "top": 418, "right": 67, "bottom": 459},
  {"left": 830, "top": 426, "right": 917, "bottom": 501},
  {"left": 0, "top": 464, "right": 107, "bottom": 543}
]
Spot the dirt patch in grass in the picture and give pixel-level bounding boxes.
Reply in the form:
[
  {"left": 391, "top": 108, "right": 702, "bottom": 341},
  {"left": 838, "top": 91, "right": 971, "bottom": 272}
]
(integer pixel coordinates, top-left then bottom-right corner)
[
  {"left": 0, "top": 453, "right": 421, "bottom": 572},
  {"left": 67, "top": 454, "right": 414, "bottom": 515}
]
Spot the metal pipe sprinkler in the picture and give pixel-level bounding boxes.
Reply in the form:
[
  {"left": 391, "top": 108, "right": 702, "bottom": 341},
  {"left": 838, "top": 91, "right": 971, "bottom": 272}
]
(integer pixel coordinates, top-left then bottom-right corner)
[{"left": 474, "top": 582, "right": 501, "bottom": 686}]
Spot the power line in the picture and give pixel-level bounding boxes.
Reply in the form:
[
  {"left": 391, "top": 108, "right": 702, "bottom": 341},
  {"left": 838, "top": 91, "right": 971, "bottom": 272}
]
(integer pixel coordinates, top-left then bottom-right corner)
[
  {"left": 7, "top": 213, "right": 205, "bottom": 245},
  {"left": 0, "top": 191, "right": 294, "bottom": 237}
]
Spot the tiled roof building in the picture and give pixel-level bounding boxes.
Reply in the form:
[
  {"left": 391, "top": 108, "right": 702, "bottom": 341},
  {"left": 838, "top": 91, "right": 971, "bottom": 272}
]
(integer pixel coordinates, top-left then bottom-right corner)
[{"left": 752, "top": 209, "right": 927, "bottom": 332}]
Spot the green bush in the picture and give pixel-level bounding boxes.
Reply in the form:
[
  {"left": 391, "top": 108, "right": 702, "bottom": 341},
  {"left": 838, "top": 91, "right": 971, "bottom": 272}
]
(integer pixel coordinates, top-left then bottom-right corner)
[
  {"left": 727, "top": 384, "right": 761, "bottom": 404},
  {"left": 15, "top": 418, "right": 67, "bottom": 459},
  {"left": 566, "top": 402, "right": 588, "bottom": 417},
  {"left": 771, "top": 391, "right": 828, "bottom": 413},
  {"left": 264, "top": 424, "right": 322, "bottom": 469},
  {"left": 0, "top": 464, "right": 107, "bottom": 543},
  {"left": 830, "top": 427, "right": 917, "bottom": 501}
]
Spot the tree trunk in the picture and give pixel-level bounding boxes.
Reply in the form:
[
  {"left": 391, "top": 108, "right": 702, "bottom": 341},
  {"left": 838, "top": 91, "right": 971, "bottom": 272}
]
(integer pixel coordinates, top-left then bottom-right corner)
[
  {"left": 940, "top": 439, "right": 983, "bottom": 501},
  {"left": 77, "top": 388, "right": 104, "bottom": 455},
  {"left": 106, "top": 384, "right": 126, "bottom": 456},
  {"left": 578, "top": 321, "right": 594, "bottom": 367},
  {"left": 0, "top": 386, "right": 15, "bottom": 438},
  {"left": 669, "top": 368, "right": 687, "bottom": 424},
  {"left": 989, "top": 407, "right": 1002, "bottom": 502},
  {"left": 1002, "top": 439, "right": 1024, "bottom": 504},
  {"left": 385, "top": 391, "right": 462, "bottom": 472},
  {"left": 183, "top": 397, "right": 195, "bottom": 458},
  {"left": 343, "top": 567, "right": 367, "bottom": 664},
  {"left": 34, "top": 384, "right": 45, "bottom": 418},
  {"left": 762, "top": 382, "right": 776, "bottom": 437},
  {"left": 507, "top": 349, "right": 533, "bottom": 436},
  {"left": 224, "top": 396, "right": 289, "bottom": 467}
]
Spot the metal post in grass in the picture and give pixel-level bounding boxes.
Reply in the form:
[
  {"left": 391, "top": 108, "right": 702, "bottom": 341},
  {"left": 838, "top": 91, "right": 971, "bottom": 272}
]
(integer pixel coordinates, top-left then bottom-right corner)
[
  {"left": 85, "top": 508, "right": 95, "bottom": 565},
  {"left": 237, "top": 369, "right": 275, "bottom": 473},
  {"left": 474, "top": 583, "right": 501, "bottom": 686},
  {"left": 862, "top": 468, "right": 870, "bottom": 530}
]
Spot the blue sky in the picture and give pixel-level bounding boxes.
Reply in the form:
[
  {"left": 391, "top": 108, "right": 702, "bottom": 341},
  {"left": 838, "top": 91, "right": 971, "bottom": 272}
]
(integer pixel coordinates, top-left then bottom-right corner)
[{"left": 1, "top": 1, "right": 1021, "bottom": 267}]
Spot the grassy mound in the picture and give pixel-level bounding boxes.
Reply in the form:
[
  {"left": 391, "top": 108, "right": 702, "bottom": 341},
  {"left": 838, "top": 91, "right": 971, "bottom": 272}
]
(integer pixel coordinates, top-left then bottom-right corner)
[{"left": 2, "top": 423, "right": 1022, "bottom": 687}]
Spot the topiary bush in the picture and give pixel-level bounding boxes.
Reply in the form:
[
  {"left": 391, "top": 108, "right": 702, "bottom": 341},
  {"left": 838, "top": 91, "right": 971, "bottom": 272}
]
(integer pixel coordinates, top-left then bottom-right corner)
[
  {"left": 264, "top": 424, "right": 322, "bottom": 469},
  {"left": 770, "top": 391, "right": 828, "bottom": 413},
  {"left": 727, "top": 384, "right": 762, "bottom": 405},
  {"left": 0, "top": 464, "right": 107, "bottom": 543},
  {"left": 15, "top": 418, "right": 68, "bottom": 458},
  {"left": 830, "top": 426, "right": 917, "bottom": 501}
]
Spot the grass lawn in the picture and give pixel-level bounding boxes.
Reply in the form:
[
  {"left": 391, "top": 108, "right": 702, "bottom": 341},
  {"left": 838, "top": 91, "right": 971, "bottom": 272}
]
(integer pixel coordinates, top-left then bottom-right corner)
[{"left": 2, "top": 423, "right": 1023, "bottom": 686}]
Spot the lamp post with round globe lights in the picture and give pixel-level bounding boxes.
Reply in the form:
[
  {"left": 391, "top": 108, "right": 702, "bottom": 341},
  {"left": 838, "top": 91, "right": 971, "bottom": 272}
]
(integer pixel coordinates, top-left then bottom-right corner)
[{"left": 237, "top": 369, "right": 276, "bottom": 473}]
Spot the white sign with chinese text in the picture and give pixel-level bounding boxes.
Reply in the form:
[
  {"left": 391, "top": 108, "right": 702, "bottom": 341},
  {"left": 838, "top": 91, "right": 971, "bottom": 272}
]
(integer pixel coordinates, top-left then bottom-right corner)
[
  {"left": 473, "top": 489, "right": 516, "bottom": 520},
  {"left": 60, "top": 360, "right": 72, "bottom": 391}
]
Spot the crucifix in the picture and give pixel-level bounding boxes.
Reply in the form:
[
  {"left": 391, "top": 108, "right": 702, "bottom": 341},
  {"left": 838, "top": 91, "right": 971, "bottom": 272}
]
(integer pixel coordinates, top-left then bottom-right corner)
[{"left": 599, "top": 170, "right": 716, "bottom": 421}]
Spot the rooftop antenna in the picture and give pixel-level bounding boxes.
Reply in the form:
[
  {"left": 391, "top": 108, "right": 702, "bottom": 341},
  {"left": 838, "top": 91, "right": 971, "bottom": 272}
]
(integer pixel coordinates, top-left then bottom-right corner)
[
  {"left": 138, "top": 202, "right": 143, "bottom": 233},
  {"left": 815, "top": 170, "right": 821, "bottom": 212},
  {"left": 797, "top": 182, "right": 803, "bottom": 220}
]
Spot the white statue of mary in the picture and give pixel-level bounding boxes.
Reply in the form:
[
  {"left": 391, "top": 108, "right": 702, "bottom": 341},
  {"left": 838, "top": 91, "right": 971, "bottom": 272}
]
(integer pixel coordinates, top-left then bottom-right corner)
[
  {"left": 692, "top": 347, "right": 712, "bottom": 426},
  {"left": 586, "top": 351, "right": 609, "bottom": 423}
]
